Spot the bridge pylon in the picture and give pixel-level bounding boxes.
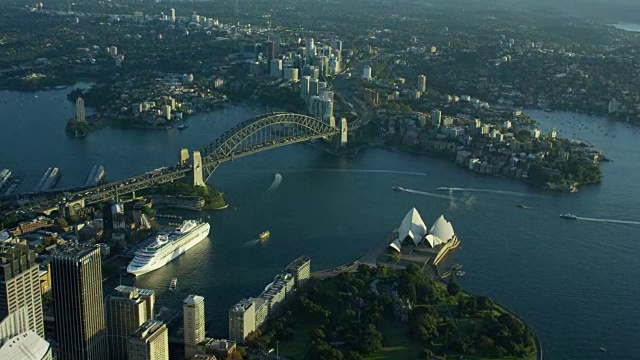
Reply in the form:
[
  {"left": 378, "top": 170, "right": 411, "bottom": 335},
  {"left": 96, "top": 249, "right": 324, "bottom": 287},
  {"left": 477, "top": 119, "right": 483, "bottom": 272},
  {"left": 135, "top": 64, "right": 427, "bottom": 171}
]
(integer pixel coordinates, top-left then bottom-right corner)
[
  {"left": 339, "top": 117, "right": 348, "bottom": 147},
  {"left": 192, "top": 151, "right": 205, "bottom": 187},
  {"left": 180, "top": 148, "right": 190, "bottom": 166}
]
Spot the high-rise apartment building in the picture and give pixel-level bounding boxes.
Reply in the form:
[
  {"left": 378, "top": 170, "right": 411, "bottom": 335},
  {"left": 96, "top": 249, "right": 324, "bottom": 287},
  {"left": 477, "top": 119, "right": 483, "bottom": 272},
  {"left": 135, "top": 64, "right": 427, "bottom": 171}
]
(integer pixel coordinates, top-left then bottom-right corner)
[
  {"left": 105, "top": 286, "right": 155, "bottom": 360},
  {"left": 285, "top": 256, "right": 311, "bottom": 286},
  {"left": 363, "top": 65, "right": 372, "bottom": 79},
  {"left": 128, "top": 320, "right": 168, "bottom": 360},
  {"left": 0, "top": 243, "right": 44, "bottom": 338},
  {"left": 76, "top": 97, "right": 86, "bottom": 122},
  {"left": 52, "top": 246, "right": 107, "bottom": 360},
  {"left": 183, "top": 294, "right": 205, "bottom": 359},
  {"left": 228, "top": 299, "right": 255, "bottom": 344},
  {"left": 431, "top": 109, "right": 442, "bottom": 128},
  {"left": 417, "top": 75, "right": 427, "bottom": 92}
]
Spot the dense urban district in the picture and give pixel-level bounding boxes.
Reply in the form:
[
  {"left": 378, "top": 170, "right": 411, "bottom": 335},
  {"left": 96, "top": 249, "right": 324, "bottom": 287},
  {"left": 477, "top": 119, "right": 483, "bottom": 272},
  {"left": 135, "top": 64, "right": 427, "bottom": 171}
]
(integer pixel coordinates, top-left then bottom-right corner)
[{"left": 0, "top": 0, "right": 637, "bottom": 359}]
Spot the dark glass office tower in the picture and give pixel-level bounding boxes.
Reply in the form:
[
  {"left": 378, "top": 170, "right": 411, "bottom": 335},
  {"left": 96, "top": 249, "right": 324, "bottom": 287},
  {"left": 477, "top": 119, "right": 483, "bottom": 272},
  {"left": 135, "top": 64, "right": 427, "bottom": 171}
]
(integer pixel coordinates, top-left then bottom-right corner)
[{"left": 52, "top": 246, "right": 107, "bottom": 360}]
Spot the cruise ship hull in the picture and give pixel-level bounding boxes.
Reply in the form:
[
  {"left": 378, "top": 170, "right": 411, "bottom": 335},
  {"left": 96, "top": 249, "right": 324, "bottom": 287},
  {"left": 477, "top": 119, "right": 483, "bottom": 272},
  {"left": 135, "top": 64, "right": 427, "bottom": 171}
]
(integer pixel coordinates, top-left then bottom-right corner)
[{"left": 127, "top": 223, "right": 210, "bottom": 276}]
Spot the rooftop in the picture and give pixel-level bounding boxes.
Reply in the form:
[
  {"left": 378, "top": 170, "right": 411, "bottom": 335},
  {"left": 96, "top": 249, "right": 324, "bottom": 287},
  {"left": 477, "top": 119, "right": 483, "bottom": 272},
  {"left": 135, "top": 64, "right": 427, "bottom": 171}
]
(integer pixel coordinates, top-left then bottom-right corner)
[
  {"left": 52, "top": 245, "right": 99, "bottom": 261},
  {"left": 132, "top": 320, "right": 165, "bottom": 339},
  {"left": 0, "top": 331, "right": 50, "bottom": 359},
  {"left": 285, "top": 255, "right": 311, "bottom": 271},
  {"left": 183, "top": 294, "right": 205, "bottom": 306}
]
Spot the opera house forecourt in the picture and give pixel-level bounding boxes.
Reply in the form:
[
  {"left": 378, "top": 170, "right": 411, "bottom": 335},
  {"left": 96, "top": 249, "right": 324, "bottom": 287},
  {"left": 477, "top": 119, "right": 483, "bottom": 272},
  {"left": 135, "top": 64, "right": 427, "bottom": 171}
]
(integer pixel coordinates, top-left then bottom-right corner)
[{"left": 388, "top": 208, "right": 460, "bottom": 265}]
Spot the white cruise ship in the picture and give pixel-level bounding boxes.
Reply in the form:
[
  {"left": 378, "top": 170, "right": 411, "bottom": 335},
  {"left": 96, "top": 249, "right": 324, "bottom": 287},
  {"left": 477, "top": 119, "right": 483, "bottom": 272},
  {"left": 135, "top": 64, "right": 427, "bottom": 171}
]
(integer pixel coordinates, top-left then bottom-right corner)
[{"left": 127, "top": 220, "right": 210, "bottom": 276}]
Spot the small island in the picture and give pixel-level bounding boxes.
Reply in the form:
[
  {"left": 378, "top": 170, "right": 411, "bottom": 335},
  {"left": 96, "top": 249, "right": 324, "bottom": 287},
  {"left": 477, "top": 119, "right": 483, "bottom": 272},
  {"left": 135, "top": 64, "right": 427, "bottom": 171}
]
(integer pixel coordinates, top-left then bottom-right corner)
[
  {"left": 65, "top": 96, "right": 92, "bottom": 138},
  {"left": 247, "top": 264, "right": 538, "bottom": 360},
  {"left": 145, "top": 182, "right": 227, "bottom": 210}
]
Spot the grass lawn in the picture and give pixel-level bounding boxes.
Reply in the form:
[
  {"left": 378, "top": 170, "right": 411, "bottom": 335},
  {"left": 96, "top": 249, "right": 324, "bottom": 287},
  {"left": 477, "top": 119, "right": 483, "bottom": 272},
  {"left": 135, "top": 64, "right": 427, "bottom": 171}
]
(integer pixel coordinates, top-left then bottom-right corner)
[{"left": 363, "top": 319, "right": 424, "bottom": 360}]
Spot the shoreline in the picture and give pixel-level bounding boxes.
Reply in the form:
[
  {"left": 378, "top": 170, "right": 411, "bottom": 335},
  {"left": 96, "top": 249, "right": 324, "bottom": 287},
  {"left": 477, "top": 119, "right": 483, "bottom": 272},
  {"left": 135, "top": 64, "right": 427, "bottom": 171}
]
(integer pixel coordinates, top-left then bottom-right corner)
[
  {"left": 312, "top": 259, "right": 541, "bottom": 359},
  {"left": 310, "top": 228, "right": 541, "bottom": 359},
  {"left": 367, "top": 144, "right": 599, "bottom": 192}
]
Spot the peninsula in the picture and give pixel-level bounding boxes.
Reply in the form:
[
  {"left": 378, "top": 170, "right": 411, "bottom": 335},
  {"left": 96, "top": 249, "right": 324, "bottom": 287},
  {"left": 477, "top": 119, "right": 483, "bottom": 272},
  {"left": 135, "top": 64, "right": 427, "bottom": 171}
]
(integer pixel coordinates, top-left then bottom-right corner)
[{"left": 247, "top": 264, "right": 539, "bottom": 360}]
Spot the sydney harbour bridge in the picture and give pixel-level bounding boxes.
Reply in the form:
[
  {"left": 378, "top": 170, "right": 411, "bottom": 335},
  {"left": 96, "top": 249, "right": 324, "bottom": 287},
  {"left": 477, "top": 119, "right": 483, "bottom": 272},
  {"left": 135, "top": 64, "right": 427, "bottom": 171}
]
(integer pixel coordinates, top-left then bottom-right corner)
[{"left": 5, "top": 112, "right": 358, "bottom": 214}]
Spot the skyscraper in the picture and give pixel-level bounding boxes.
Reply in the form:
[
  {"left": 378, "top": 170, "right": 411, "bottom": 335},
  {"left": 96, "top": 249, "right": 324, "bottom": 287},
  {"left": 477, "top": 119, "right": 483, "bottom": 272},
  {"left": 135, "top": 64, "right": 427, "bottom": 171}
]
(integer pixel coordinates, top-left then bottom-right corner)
[
  {"left": 105, "top": 286, "right": 155, "bottom": 360},
  {"left": 76, "top": 97, "right": 86, "bottom": 122},
  {"left": 170, "top": 8, "right": 175, "bottom": 21},
  {"left": 183, "top": 295, "right": 205, "bottom": 359},
  {"left": 431, "top": 109, "right": 442, "bottom": 128},
  {"left": 271, "top": 34, "right": 281, "bottom": 60},
  {"left": 417, "top": 75, "right": 427, "bottom": 92},
  {"left": 270, "top": 59, "right": 282, "bottom": 78},
  {"left": 300, "top": 76, "right": 311, "bottom": 96},
  {"left": 52, "top": 246, "right": 107, "bottom": 360},
  {"left": 306, "top": 36, "right": 315, "bottom": 59},
  {"left": 264, "top": 40, "right": 275, "bottom": 60},
  {"left": 0, "top": 243, "right": 44, "bottom": 338},
  {"left": 128, "top": 320, "right": 168, "bottom": 360}
]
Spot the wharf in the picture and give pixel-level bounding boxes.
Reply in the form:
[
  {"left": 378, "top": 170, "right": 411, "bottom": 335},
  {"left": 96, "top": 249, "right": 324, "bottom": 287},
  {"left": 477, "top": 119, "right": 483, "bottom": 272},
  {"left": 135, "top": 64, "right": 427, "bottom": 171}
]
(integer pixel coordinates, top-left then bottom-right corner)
[
  {"left": 2, "top": 176, "right": 22, "bottom": 195},
  {"left": 155, "top": 213, "right": 183, "bottom": 220}
]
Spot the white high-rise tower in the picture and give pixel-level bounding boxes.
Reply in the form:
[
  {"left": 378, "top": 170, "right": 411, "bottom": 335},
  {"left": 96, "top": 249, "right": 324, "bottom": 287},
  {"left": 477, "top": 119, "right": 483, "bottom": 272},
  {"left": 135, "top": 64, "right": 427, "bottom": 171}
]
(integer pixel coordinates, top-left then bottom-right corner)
[
  {"left": 183, "top": 295, "right": 205, "bottom": 359},
  {"left": 76, "top": 97, "right": 86, "bottom": 122}
]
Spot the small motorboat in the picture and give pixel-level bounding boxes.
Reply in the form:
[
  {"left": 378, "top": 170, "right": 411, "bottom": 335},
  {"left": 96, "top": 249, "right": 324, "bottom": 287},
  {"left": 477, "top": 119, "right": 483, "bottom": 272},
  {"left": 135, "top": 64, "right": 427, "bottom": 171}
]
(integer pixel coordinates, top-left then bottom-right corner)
[
  {"left": 259, "top": 230, "right": 270, "bottom": 240},
  {"left": 169, "top": 278, "right": 177, "bottom": 291}
]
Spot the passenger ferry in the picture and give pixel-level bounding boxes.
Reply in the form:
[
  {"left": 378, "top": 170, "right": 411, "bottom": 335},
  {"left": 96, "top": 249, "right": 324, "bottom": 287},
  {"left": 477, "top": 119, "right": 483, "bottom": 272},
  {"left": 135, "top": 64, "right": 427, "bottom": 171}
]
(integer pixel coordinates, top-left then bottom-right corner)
[
  {"left": 560, "top": 213, "right": 578, "bottom": 220},
  {"left": 393, "top": 186, "right": 405, "bottom": 191},
  {"left": 127, "top": 220, "right": 210, "bottom": 276},
  {"left": 259, "top": 231, "right": 270, "bottom": 240},
  {"left": 169, "top": 278, "right": 177, "bottom": 291}
]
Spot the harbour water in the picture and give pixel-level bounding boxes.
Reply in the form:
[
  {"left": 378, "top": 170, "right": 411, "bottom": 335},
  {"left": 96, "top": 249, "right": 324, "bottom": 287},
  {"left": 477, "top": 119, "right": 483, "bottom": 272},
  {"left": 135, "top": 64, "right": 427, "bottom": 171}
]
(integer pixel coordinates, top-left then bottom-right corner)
[{"left": 1, "top": 87, "right": 639, "bottom": 359}]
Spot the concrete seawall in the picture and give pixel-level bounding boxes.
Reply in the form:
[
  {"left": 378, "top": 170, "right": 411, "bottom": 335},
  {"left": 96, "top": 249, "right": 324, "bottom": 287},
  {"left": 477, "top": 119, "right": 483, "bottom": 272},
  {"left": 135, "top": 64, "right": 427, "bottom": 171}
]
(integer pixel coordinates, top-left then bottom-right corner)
[{"left": 497, "top": 302, "right": 542, "bottom": 360}]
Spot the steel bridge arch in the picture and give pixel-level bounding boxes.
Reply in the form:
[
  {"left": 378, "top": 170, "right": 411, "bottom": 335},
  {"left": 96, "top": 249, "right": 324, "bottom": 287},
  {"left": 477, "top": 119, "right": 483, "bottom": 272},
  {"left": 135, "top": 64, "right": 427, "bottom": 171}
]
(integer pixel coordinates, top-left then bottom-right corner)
[{"left": 200, "top": 112, "right": 338, "bottom": 180}]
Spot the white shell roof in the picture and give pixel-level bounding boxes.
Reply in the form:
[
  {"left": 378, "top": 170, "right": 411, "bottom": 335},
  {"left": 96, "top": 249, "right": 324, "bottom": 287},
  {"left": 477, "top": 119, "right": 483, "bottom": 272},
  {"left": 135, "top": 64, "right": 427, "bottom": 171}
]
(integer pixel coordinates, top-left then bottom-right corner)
[
  {"left": 389, "top": 208, "right": 428, "bottom": 252},
  {"left": 398, "top": 207, "right": 428, "bottom": 246},
  {"left": 425, "top": 215, "right": 455, "bottom": 247}
]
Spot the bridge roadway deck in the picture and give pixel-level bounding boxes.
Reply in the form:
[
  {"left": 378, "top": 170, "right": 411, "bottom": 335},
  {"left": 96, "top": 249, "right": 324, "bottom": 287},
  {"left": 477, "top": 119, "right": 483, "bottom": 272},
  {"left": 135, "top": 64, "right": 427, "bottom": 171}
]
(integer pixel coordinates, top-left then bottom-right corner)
[{"left": 4, "top": 109, "right": 363, "bottom": 214}]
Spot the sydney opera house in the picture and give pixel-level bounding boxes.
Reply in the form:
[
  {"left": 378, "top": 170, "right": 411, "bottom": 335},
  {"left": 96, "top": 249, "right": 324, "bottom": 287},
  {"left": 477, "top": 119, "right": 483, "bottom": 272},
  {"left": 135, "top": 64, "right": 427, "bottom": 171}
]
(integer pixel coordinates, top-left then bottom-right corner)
[{"left": 388, "top": 208, "right": 457, "bottom": 253}]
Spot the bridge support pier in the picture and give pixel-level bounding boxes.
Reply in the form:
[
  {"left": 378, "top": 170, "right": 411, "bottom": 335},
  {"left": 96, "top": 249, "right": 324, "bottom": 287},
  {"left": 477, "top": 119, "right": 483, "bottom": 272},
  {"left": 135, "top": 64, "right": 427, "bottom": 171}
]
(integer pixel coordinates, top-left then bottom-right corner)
[
  {"left": 192, "top": 151, "right": 205, "bottom": 187},
  {"left": 180, "top": 148, "right": 190, "bottom": 166},
  {"left": 339, "top": 117, "right": 348, "bottom": 147}
]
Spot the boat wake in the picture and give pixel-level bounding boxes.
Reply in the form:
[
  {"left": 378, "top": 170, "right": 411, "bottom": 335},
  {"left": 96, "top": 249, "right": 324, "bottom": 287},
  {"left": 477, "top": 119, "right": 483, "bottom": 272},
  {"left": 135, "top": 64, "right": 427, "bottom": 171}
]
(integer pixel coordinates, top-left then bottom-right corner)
[
  {"left": 444, "top": 187, "right": 543, "bottom": 198},
  {"left": 577, "top": 217, "right": 640, "bottom": 226},
  {"left": 289, "top": 169, "right": 428, "bottom": 176},
  {"left": 242, "top": 239, "right": 261, "bottom": 247},
  {"left": 401, "top": 188, "right": 454, "bottom": 200},
  {"left": 266, "top": 172, "right": 283, "bottom": 192}
]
